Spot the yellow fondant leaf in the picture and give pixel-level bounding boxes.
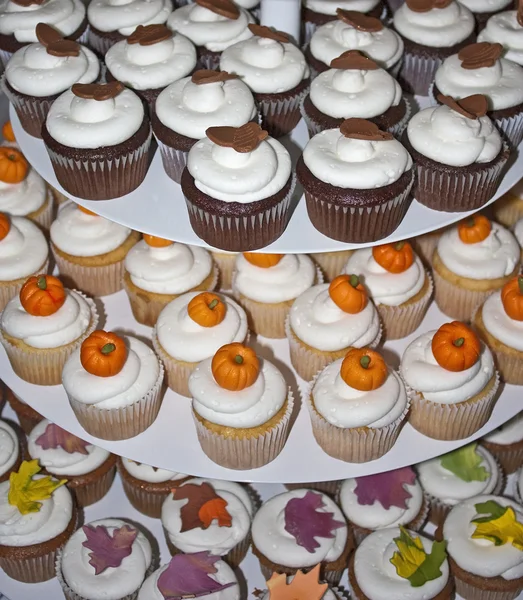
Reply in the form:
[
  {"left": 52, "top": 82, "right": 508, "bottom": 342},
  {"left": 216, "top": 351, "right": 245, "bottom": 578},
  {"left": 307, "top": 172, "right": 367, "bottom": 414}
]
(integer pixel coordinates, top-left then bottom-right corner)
[
  {"left": 8, "top": 460, "right": 66, "bottom": 515},
  {"left": 472, "top": 501, "right": 523, "bottom": 551}
]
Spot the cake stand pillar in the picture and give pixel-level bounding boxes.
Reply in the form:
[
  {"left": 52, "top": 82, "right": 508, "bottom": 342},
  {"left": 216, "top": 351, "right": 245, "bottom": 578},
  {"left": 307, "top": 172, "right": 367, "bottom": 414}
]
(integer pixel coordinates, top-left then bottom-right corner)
[{"left": 260, "top": 0, "right": 301, "bottom": 42}]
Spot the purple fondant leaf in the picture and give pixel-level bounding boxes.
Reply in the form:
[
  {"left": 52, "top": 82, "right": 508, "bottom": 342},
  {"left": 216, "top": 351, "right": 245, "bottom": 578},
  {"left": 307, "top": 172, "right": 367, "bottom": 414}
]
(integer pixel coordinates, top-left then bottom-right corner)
[
  {"left": 35, "top": 423, "right": 90, "bottom": 455},
  {"left": 82, "top": 524, "right": 137, "bottom": 575},
  {"left": 353, "top": 466, "right": 417, "bottom": 510}
]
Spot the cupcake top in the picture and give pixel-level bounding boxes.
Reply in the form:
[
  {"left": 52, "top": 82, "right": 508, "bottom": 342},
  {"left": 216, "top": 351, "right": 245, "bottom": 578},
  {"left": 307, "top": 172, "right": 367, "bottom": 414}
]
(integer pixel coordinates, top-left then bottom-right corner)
[
  {"left": 45, "top": 82, "right": 144, "bottom": 149},
  {"left": 344, "top": 242, "right": 425, "bottom": 307},
  {"left": 444, "top": 495, "right": 523, "bottom": 580},
  {"left": 0, "top": 0, "right": 85, "bottom": 43},
  {"left": 437, "top": 217, "right": 519, "bottom": 280},
  {"left": 400, "top": 322, "right": 495, "bottom": 404},
  {"left": 51, "top": 203, "right": 132, "bottom": 257},
  {"left": 62, "top": 331, "right": 161, "bottom": 410},
  {"left": 251, "top": 489, "right": 348, "bottom": 568},
  {"left": 289, "top": 275, "right": 381, "bottom": 351},
  {"left": 458, "top": 0, "right": 511, "bottom": 14},
  {"left": 393, "top": 0, "right": 474, "bottom": 48},
  {"left": 484, "top": 412, "right": 523, "bottom": 445},
  {"left": 189, "top": 343, "right": 287, "bottom": 429},
  {"left": 0, "top": 420, "right": 20, "bottom": 479},
  {"left": 61, "top": 518, "right": 152, "bottom": 600},
  {"left": 220, "top": 24, "right": 309, "bottom": 94},
  {"left": 407, "top": 95, "right": 502, "bottom": 167},
  {"left": 105, "top": 25, "right": 197, "bottom": 92},
  {"left": 434, "top": 42, "right": 523, "bottom": 111},
  {"left": 260, "top": 566, "right": 336, "bottom": 600},
  {"left": 167, "top": 0, "right": 253, "bottom": 52},
  {"left": 0, "top": 151, "right": 47, "bottom": 218},
  {"left": 0, "top": 460, "right": 72, "bottom": 547},
  {"left": 480, "top": 278, "right": 523, "bottom": 351},
  {"left": 339, "top": 466, "right": 425, "bottom": 531},
  {"left": 28, "top": 419, "right": 110, "bottom": 476},
  {"left": 479, "top": 11, "right": 523, "bottom": 66},
  {"left": 87, "top": 0, "right": 171, "bottom": 35},
  {"left": 5, "top": 24, "right": 99, "bottom": 98},
  {"left": 161, "top": 478, "right": 253, "bottom": 555},
  {"left": 155, "top": 71, "right": 257, "bottom": 140},
  {"left": 1, "top": 275, "right": 92, "bottom": 348},
  {"left": 138, "top": 553, "right": 239, "bottom": 600},
  {"left": 124, "top": 237, "right": 213, "bottom": 294},
  {"left": 156, "top": 291, "right": 248, "bottom": 363},
  {"left": 303, "top": 118, "right": 412, "bottom": 189},
  {"left": 417, "top": 443, "right": 500, "bottom": 505},
  {"left": 120, "top": 458, "right": 188, "bottom": 483},
  {"left": 312, "top": 349, "right": 408, "bottom": 429},
  {"left": 310, "top": 11, "right": 403, "bottom": 70},
  {"left": 309, "top": 51, "right": 402, "bottom": 119},
  {"left": 515, "top": 216, "right": 523, "bottom": 245},
  {"left": 305, "top": 0, "right": 381, "bottom": 16},
  {"left": 236, "top": 0, "right": 258, "bottom": 7},
  {"left": 0, "top": 214, "right": 48, "bottom": 282}
]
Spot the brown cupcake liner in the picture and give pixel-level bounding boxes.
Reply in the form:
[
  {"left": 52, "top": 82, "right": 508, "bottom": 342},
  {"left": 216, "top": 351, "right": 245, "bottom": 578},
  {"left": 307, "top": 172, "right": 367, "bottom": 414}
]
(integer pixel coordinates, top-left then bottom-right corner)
[
  {"left": 257, "top": 560, "right": 345, "bottom": 587},
  {"left": 192, "top": 391, "right": 294, "bottom": 470},
  {"left": 310, "top": 250, "right": 353, "bottom": 281},
  {"left": 66, "top": 456, "right": 117, "bottom": 508},
  {"left": 449, "top": 557, "right": 523, "bottom": 600},
  {"left": 211, "top": 251, "right": 237, "bottom": 291},
  {"left": 2, "top": 77, "right": 55, "bottom": 139},
  {"left": 284, "top": 480, "right": 341, "bottom": 496},
  {"left": 257, "top": 84, "right": 309, "bottom": 138},
  {"left": 482, "top": 439, "right": 523, "bottom": 475},
  {"left": 155, "top": 138, "right": 191, "bottom": 184},
  {"left": 0, "top": 258, "right": 49, "bottom": 312},
  {"left": 67, "top": 361, "right": 164, "bottom": 440},
  {"left": 0, "top": 293, "right": 98, "bottom": 385},
  {"left": 5, "top": 387, "right": 43, "bottom": 434}
]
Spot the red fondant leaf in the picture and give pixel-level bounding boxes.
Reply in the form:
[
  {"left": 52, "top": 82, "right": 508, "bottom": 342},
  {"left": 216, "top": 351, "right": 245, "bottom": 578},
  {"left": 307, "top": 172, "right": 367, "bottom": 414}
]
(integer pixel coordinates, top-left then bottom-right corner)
[
  {"left": 284, "top": 491, "right": 345, "bottom": 553},
  {"left": 35, "top": 423, "right": 90, "bottom": 455},
  {"left": 82, "top": 524, "right": 137, "bottom": 575},
  {"left": 353, "top": 466, "right": 417, "bottom": 510}
]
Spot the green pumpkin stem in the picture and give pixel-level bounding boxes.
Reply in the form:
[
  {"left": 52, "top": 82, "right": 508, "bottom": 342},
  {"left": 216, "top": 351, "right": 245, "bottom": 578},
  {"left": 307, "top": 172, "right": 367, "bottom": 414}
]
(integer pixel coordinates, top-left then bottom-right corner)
[
  {"left": 349, "top": 274, "right": 360, "bottom": 288},
  {"left": 394, "top": 241, "right": 405, "bottom": 251},
  {"left": 101, "top": 343, "right": 116, "bottom": 355},
  {"left": 519, "top": 277, "right": 523, "bottom": 294},
  {"left": 453, "top": 337, "right": 465, "bottom": 348},
  {"left": 36, "top": 276, "right": 47, "bottom": 290},
  {"left": 360, "top": 355, "right": 371, "bottom": 369},
  {"left": 208, "top": 299, "right": 219, "bottom": 310},
  {"left": 234, "top": 355, "right": 244, "bottom": 365}
]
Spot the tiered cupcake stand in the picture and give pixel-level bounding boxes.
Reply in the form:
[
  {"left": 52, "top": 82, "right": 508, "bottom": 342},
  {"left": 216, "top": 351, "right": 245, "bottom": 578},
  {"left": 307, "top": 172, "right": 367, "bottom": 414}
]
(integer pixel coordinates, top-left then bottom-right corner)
[{"left": 1, "top": 1, "right": 523, "bottom": 597}]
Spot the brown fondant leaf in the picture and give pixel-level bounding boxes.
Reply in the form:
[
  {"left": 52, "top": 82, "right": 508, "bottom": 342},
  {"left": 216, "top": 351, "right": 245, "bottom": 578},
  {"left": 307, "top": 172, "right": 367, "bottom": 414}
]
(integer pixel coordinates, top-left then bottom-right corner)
[
  {"left": 72, "top": 82, "right": 124, "bottom": 101},
  {"left": 127, "top": 24, "right": 172, "bottom": 46},
  {"left": 438, "top": 93, "right": 488, "bottom": 119},
  {"left": 207, "top": 122, "right": 268, "bottom": 153},
  {"left": 405, "top": 0, "right": 452, "bottom": 12},
  {"left": 336, "top": 9, "right": 383, "bottom": 31},
  {"left": 458, "top": 42, "right": 503, "bottom": 70},
  {"left": 518, "top": 0, "right": 523, "bottom": 27},
  {"left": 330, "top": 49, "right": 379, "bottom": 70},
  {"left": 248, "top": 24, "right": 290, "bottom": 43},
  {"left": 191, "top": 69, "right": 238, "bottom": 85},
  {"left": 340, "top": 118, "right": 393, "bottom": 141},
  {"left": 36, "top": 23, "right": 80, "bottom": 57},
  {"left": 10, "top": 0, "right": 44, "bottom": 7},
  {"left": 172, "top": 482, "right": 233, "bottom": 532},
  {"left": 194, "top": 0, "right": 240, "bottom": 20}
]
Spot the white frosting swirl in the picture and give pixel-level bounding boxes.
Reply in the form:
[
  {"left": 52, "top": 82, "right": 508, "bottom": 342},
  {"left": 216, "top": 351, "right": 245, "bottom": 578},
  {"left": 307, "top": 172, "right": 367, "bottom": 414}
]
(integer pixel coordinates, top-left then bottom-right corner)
[
  {"left": 187, "top": 136, "right": 291, "bottom": 204},
  {"left": 61, "top": 518, "right": 152, "bottom": 600},
  {"left": 125, "top": 241, "right": 213, "bottom": 295},
  {"left": 459, "top": 0, "right": 511, "bottom": 14},
  {"left": 45, "top": 88, "right": 144, "bottom": 149},
  {"left": 87, "top": 0, "right": 171, "bottom": 35},
  {"left": 484, "top": 412, "right": 523, "bottom": 445},
  {"left": 393, "top": 2, "right": 474, "bottom": 47},
  {"left": 289, "top": 283, "right": 380, "bottom": 351},
  {"left": 0, "top": 216, "right": 48, "bottom": 282},
  {"left": 514, "top": 217, "right": 523, "bottom": 246},
  {"left": 155, "top": 76, "right": 257, "bottom": 140},
  {"left": 407, "top": 105, "right": 502, "bottom": 167},
  {"left": 120, "top": 457, "right": 187, "bottom": 483},
  {"left": 303, "top": 128, "right": 412, "bottom": 189},
  {"left": 481, "top": 290, "right": 523, "bottom": 351},
  {"left": 105, "top": 32, "right": 196, "bottom": 91},
  {"left": 0, "top": 420, "right": 19, "bottom": 478},
  {"left": 0, "top": 168, "right": 46, "bottom": 217},
  {"left": 478, "top": 12, "right": 523, "bottom": 66},
  {"left": 161, "top": 478, "right": 253, "bottom": 555},
  {"left": 305, "top": 0, "right": 380, "bottom": 15},
  {"left": 437, "top": 222, "right": 520, "bottom": 279},
  {"left": 235, "top": 0, "right": 258, "bottom": 7}
]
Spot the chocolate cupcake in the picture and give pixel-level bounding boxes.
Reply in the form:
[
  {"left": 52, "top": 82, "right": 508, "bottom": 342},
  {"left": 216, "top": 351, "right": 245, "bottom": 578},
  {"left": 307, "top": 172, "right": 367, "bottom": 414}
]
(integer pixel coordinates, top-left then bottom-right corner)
[
  {"left": 181, "top": 123, "right": 294, "bottom": 251},
  {"left": 42, "top": 82, "right": 152, "bottom": 200},
  {"left": 459, "top": 0, "right": 512, "bottom": 32},
  {"left": 302, "top": 50, "right": 409, "bottom": 138},
  {"left": 297, "top": 118, "right": 414, "bottom": 243},
  {"left": 478, "top": 8, "right": 523, "bottom": 67}
]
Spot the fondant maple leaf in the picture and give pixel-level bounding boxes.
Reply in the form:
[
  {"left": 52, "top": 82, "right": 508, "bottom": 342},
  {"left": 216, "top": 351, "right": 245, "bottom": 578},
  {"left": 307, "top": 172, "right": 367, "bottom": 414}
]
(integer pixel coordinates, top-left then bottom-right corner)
[
  {"left": 82, "top": 524, "right": 138, "bottom": 575},
  {"left": 266, "top": 564, "right": 327, "bottom": 600},
  {"left": 353, "top": 467, "right": 417, "bottom": 510},
  {"left": 173, "top": 482, "right": 232, "bottom": 533},
  {"left": 8, "top": 460, "right": 66, "bottom": 515},
  {"left": 284, "top": 491, "right": 345, "bottom": 553},
  {"left": 439, "top": 444, "right": 489, "bottom": 482},
  {"left": 472, "top": 501, "right": 523, "bottom": 550},
  {"left": 35, "top": 422, "right": 90, "bottom": 455}
]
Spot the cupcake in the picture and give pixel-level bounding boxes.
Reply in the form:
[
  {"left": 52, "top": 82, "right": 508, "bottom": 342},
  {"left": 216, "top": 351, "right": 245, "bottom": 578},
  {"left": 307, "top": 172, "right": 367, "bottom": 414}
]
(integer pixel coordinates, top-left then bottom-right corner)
[
  {"left": 182, "top": 123, "right": 294, "bottom": 252},
  {"left": 483, "top": 412, "right": 523, "bottom": 474},
  {"left": 284, "top": 481, "right": 341, "bottom": 496},
  {"left": 443, "top": 495, "right": 523, "bottom": 600},
  {"left": 344, "top": 241, "right": 432, "bottom": 340},
  {"left": 417, "top": 443, "right": 503, "bottom": 527},
  {"left": 400, "top": 321, "right": 499, "bottom": 441},
  {"left": 393, "top": 0, "right": 475, "bottom": 95},
  {"left": 311, "top": 250, "right": 353, "bottom": 282},
  {"left": 405, "top": 96, "right": 509, "bottom": 213},
  {"left": 459, "top": 0, "right": 512, "bottom": 31},
  {"left": 152, "top": 291, "right": 248, "bottom": 397},
  {"left": 0, "top": 274, "right": 98, "bottom": 385},
  {"left": 0, "top": 418, "right": 24, "bottom": 482},
  {"left": 306, "top": 10, "right": 404, "bottom": 77},
  {"left": 339, "top": 466, "right": 428, "bottom": 545},
  {"left": 167, "top": 0, "right": 254, "bottom": 70},
  {"left": 57, "top": 518, "right": 154, "bottom": 599},
  {"left": 308, "top": 348, "right": 409, "bottom": 463},
  {"left": 251, "top": 488, "right": 351, "bottom": 585},
  {"left": 153, "top": 70, "right": 257, "bottom": 184},
  {"left": 105, "top": 24, "right": 197, "bottom": 109},
  {"left": 190, "top": 343, "right": 293, "bottom": 469},
  {"left": 3, "top": 23, "right": 100, "bottom": 139},
  {"left": 5, "top": 385, "right": 43, "bottom": 434},
  {"left": 261, "top": 565, "right": 342, "bottom": 600},
  {"left": 42, "top": 82, "right": 152, "bottom": 200},
  {"left": 161, "top": 477, "right": 254, "bottom": 567},
  {"left": 220, "top": 24, "right": 310, "bottom": 138},
  {"left": 51, "top": 203, "right": 140, "bottom": 298},
  {"left": 211, "top": 250, "right": 237, "bottom": 291},
  {"left": 123, "top": 235, "right": 217, "bottom": 327},
  {"left": 1, "top": 120, "right": 17, "bottom": 147},
  {"left": 0, "top": 213, "right": 49, "bottom": 311},
  {"left": 479, "top": 9, "right": 523, "bottom": 67},
  {"left": 27, "top": 419, "right": 116, "bottom": 507},
  {"left": 432, "top": 216, "right": 520, "bottom": 321},
  {"left": 117, "top": 457, "right": 190, "bottom": 518},
  {"left": 494, "top": 181, "right": 523, "bottom": 227},
  {"left": 287, "top": 274, "right": 382, "bottom": 381},
  {"left": 297, "top": 118, "right": 414, "bottom": 244},
  {"left": 413, "top": 228, "right": 447, "bottom": 268},
  {"left": 0, "top": 459, "right": 76, "bottom": 583},
  {"left": 515, "top": 218, "right": 523, "bottom": 254},
  {"left": 62, "top": 330, "right": 164, "bottom": 441}
]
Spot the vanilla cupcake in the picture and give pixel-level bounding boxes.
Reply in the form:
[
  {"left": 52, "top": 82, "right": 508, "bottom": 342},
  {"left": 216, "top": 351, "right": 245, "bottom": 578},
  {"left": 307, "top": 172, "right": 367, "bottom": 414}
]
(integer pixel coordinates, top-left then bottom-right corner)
[
  {"left": 0, "top": 419, "right": 24, "bottom": 483},
  {"left": 0, "top": 274, "right": 97, "bottom": 385},
  {"left": 152, "top": 291, "right": 248, "bottom": 397},
  {"left": 514, "top": 217, "right": 523, "bottom": 255},
  {"left": 51, "top": 203, "right": 140, "bottom": 298},
  {"left": 232, "top": 253, "right": 317, "bottom": 339},
  {"left": 479, "top": 9, "right": 523, "bottom": 66},
  {"left": 211, "top": 249, "right": 238, "bottom": 291},
  {"left": 483, "top": 412, "right": 523, "bottom": 474},
  {"left": 123, "top": 236, "right": 217, "bottom": 327},
  {"left": 495, "top": 182, "right": 523, "bottom": 228},
  {"left": 459, "top": 0, "right": 511, "bottom": 31},
  {"left": 400, "top": 321, "right": 499, "bottom": 441},
  {"left": 310, "top": 250, "right": 353, "bottom": 282},
  {"left": 433, "top": 217, "right": 520, "bottom": 321}
]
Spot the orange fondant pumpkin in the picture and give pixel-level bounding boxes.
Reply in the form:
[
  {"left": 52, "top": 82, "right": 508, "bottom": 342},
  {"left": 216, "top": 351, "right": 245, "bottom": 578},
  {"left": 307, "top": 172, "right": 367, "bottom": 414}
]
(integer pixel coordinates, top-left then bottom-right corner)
[
  {"left": 19, "top": 275, "right": 66, "bottom": 317},
  {"left": 431, "top": 321, "right": 481, "bottom": 372},
  {"left": 188, "top": 292, "right": 226, "bottom": 327},
  {"left": 243, "top": 253, "right": 283, "bottom": 268},
  {"left": 78, "top": 205, "right": 97, "bottom": 216},
  {"left": 80, "top": 330, "right": 127, "bottom": 377},
  {"left": 340, "top": 348, "right": 387, "bottom": 391},
  {"left": 329, "top": 274, "right": 367, "bottom": 314},
  {"left": 372, "top": 241, "right": 414, "bottom": 273},
  {"left": 501, "top": 276, "right": 523, "bottom": 322},
  {"left": 0, "top": 212, "right": 10, "bottom": 241},
  {"left": 458, "top": 215, "right": 491, "bottom": 244},
  {"left": 2, "top": 121, "right": 15, "bottom": 143},
  {"left": 143, "top": 234, "right": 173, "bottom": 247},
  {"left": 0, "top": 148, "right": 28, "bottom": 184},
  {"left": 211, "top": 343, "right": 259, "bottom": 391}
]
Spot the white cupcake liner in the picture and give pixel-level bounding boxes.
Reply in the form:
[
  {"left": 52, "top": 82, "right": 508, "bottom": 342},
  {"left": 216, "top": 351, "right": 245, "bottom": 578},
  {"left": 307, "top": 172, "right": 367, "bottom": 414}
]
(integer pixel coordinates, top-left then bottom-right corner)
[
  {"left": 87, "top": 29, "right": 120, "bottom": 56},
  {"left": 513, "top": 468, "right": 522, "bottom": 503},
  {"left": 493, "top": 110, "right": 523, "bottom": 148},
  {"left": 398, "top": 50, "right": 443, "bottom": 96},
  {"left": 257, "top": 84, "right": 309, "bottom": 138},
  {"left": 413, "top": 230, "right": 443, "bottom": 267},
  {"left": 211, "top": 251, "right": 237, "bottom": 291},
  {"left": 310, "top": 250, "right": 353, "bottom": 281},
  {"left": 197, "top": 50, "right": 221, "bottom": 71},
  {"left": 482, "top": 438, "right": 523, "bottom": 475},
  {"left": 0, "top": 49, "right": 12, "bottom": 68},
  {"left": 155, "top": 137, "right": 191, "bottom": 185},
  {"left": 30, "top": 188, "right": 55, "bottom": 231},
  {"left": 0, "top": 258, "right": 49, "bottom": 312}
]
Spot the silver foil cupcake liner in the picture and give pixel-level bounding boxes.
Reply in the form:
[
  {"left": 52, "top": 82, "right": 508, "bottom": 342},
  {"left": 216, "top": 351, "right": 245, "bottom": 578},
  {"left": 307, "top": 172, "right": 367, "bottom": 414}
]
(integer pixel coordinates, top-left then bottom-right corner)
[
  {"left": 257, "top": 84, "right": 309, "bottom": 138},
  {"left": 155, "top": 138, "right": 191, "bottom": 185}
]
